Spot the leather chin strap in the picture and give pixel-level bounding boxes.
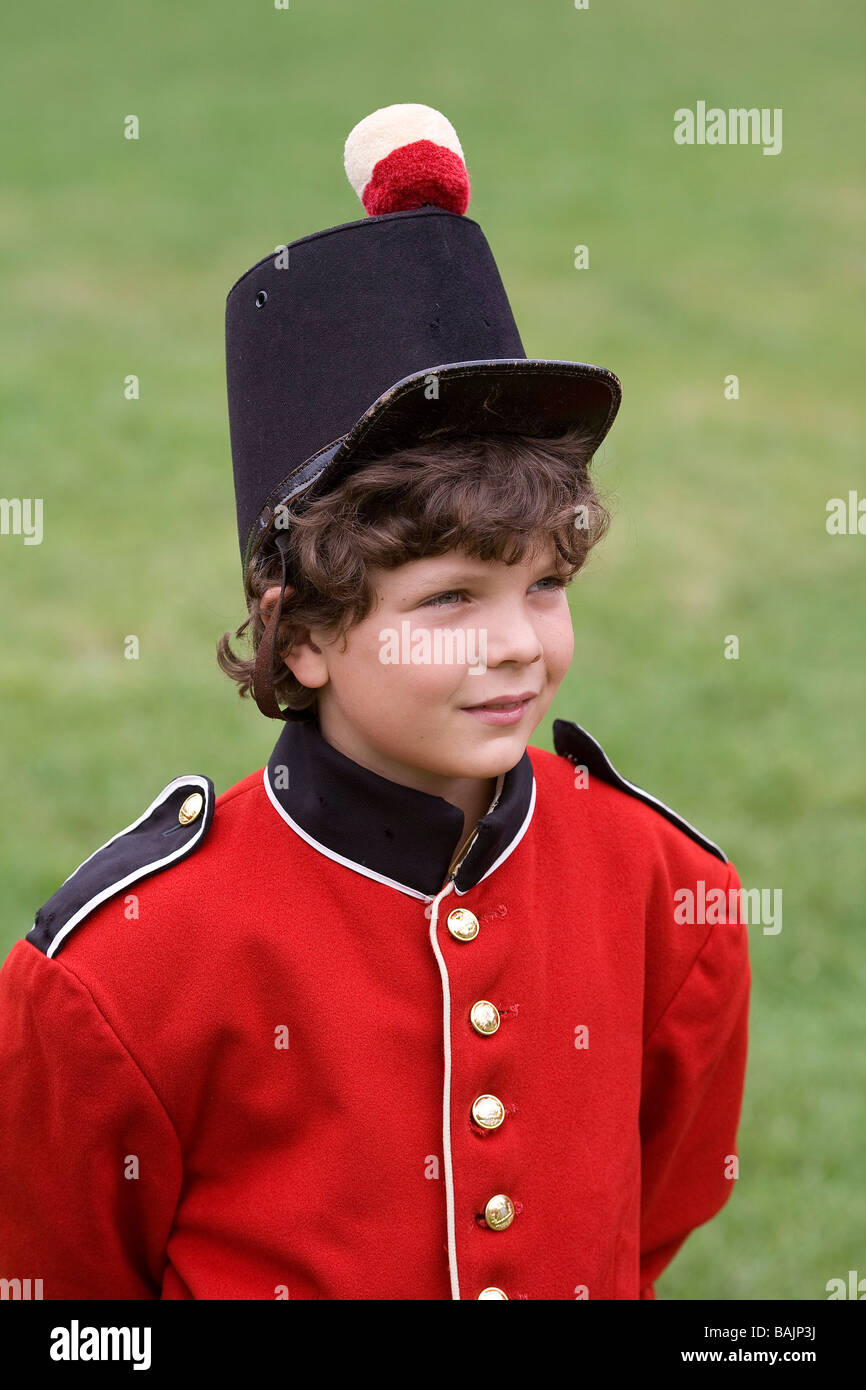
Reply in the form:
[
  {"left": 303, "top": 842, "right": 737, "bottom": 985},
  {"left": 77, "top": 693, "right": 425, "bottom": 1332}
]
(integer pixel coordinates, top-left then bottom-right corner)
[{"left": 251, "top": 534, "right": 296, "bottom": 721}]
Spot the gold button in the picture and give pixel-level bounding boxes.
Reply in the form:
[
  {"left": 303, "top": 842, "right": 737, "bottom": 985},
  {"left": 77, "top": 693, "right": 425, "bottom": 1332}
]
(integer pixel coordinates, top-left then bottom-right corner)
[
  {"left": 472, "top": 1094, "right": 506, "bottom": 1130},
  {"left": 178, "top": 792, "right": 204, "bottom": 825},
  {"left": 484, "top": 1194, "right": 515, "bottom": 1231},
  {"left": 470, "top": 1000, "right": 500, "bottom": 1036},
  {"left": 477, "top": 1287, "right": 509, "bottom": 1299},
  {"left": 446, "top": 908, "right": 479, "bottom": 941}
]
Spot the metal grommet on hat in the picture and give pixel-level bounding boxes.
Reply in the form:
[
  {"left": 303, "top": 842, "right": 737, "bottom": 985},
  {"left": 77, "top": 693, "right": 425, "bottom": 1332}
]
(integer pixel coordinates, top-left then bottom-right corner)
[{"left": 225, "top": 102, "right": 622, "bottom": 588}]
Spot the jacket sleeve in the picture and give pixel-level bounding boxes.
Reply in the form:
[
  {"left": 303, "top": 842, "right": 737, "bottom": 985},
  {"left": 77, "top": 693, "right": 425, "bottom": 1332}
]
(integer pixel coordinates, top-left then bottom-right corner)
[
  {"left": 638, "top": 860, "right": 751, "bottom": 1298},
  {"left": 0, "top": 939, "right": 183, "bottom": 1299}
]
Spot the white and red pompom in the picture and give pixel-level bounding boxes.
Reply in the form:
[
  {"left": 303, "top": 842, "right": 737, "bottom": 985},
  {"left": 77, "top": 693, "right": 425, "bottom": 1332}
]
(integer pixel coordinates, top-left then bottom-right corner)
[{"left": 344, "top": 103, "right": 470, "bottom": 217}]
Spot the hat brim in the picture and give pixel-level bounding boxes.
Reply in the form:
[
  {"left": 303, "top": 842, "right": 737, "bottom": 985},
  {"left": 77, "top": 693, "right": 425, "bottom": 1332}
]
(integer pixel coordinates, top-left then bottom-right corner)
[{"left": 246, "top": 358, "right": 621, "bottom": 567}]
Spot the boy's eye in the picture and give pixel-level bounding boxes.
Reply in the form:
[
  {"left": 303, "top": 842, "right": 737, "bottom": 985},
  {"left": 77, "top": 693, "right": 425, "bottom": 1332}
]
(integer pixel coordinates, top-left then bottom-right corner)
[
  {"left": 423, "top": 589, "right": 465, "bottom": 608},
  {"left": 420, "top": 576, "right": 569, "bottom": 608}
]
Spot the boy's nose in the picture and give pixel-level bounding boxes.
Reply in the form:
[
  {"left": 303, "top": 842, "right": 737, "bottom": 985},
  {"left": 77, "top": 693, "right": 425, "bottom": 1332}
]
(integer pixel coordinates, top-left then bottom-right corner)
[{"left": 482, "top": 609, "right": 545, "bottom": 668}]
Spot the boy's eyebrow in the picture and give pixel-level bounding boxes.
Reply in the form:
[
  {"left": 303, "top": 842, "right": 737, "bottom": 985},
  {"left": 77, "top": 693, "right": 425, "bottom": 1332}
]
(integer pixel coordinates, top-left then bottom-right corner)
[
  {"left": 397, "top": 557, "right": 560, "bottom": 600},
  {"left": 398, "top": 570, "right": 488, "bottom": 599}
]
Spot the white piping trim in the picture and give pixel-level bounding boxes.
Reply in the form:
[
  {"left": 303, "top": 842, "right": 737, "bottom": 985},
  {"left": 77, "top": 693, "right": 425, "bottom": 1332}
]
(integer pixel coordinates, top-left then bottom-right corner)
[
  {"left": 569, "top": 726, "right": 728, "bottom": 863},
  {"left": 453, "top": 776, "right": 537, "bottom": 897},
  {"left": 615, "top": 772, "right": 727, "bottom": 861},
  {"left": 263, "top": 766, "right": 434, "bottom": 903},
  {"left": 264, "top": 763, "right": 536, "bottom": 902},
  {"left": 42, "top": 775, "right": 212, "bottom": 960},
  {"left": 428, "top": 878, "right": 460, "bottom": 1301}
]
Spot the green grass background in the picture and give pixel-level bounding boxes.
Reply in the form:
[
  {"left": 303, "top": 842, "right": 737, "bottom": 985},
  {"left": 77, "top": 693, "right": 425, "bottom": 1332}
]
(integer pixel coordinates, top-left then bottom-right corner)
[{"left": 1, "top": 0, "right": 863, "bottom": 1300}]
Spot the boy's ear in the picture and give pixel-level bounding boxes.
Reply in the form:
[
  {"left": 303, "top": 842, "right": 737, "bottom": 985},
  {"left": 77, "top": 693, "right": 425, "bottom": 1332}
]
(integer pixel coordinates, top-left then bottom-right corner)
[
  {"left": 259, "top": 585, "right": 322, "bottom": 657},
  {"left": 259, "top": 584, "right": 293, "bottom": 623}
]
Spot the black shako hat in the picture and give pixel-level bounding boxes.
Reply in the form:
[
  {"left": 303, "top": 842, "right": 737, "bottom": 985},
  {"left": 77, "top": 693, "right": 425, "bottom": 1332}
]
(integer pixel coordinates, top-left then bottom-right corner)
[
  {"left": 225, "top": 102, "right": 622, "bottom": 574},
  {"left": 224, "top": 103, "right": 622, "bottom": 718}
]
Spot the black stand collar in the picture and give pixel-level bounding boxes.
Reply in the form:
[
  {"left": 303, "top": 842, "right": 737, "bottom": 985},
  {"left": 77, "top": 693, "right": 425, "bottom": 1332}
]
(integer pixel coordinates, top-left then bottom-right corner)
[{"left": 264, "top": 716, "right": 536, "bottom": 899}]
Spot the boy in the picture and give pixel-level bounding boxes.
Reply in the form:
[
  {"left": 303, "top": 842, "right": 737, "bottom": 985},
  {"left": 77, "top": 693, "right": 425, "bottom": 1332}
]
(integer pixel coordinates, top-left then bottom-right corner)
[{"left": 0, "top": 105, "right": 749, "bottom": 1301}]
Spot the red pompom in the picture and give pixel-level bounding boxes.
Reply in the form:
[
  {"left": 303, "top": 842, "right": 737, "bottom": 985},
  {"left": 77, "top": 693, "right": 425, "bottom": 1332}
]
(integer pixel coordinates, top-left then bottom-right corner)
[{"left": 361, "top": 140, "right": 471, "bottom": 217}]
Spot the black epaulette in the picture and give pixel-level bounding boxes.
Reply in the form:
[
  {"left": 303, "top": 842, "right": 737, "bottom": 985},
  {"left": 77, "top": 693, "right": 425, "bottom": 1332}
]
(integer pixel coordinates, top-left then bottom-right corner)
[
  {"left": 27, "top": 775, "right": 215, "bottom": 959},
  {"left": 552, "top": 719, "right": 727, "bottom": 863}
]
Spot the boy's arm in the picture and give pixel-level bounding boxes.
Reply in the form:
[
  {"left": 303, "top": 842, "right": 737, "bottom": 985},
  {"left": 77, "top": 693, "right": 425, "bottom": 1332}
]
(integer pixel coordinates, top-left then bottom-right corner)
[
  {"left": 0, "top": 939, "right": 183, "bottom": 1300},
  {"left": 638, "top": 860, "right": 751, "bottom": 1299}
]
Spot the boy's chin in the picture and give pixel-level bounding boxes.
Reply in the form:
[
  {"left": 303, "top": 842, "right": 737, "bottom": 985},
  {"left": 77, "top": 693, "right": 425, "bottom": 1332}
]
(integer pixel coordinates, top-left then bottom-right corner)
[{"left": 448, "top": 727, "right": 532, "bottom": 775}]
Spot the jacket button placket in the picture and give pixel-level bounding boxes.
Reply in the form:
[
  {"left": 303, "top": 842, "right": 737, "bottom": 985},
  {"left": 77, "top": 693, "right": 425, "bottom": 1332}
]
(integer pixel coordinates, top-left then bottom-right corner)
[{"left": 444, "top": 903, "right": 517, "bottom": 1301}]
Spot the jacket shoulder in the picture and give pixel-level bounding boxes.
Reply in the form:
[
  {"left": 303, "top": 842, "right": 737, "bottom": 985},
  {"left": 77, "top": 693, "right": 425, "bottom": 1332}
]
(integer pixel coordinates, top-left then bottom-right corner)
[
  {"left": 27, "top": 774, "right": 215, "bottom": 959},
  {"left": 550, "top": 718, "right": 728, "bottom": 863}
]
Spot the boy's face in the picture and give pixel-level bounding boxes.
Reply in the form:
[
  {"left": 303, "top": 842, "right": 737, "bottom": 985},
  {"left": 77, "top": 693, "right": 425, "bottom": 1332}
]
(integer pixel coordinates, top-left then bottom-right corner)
[{"left": 279, "top": 536, "right": 575, "bottom": 793}]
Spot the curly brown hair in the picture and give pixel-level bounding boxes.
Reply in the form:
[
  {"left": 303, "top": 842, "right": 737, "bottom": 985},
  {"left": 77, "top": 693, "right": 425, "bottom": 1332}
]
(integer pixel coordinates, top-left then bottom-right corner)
[{"left": 216, "top": 426, "right": 612, "bottom": 719}]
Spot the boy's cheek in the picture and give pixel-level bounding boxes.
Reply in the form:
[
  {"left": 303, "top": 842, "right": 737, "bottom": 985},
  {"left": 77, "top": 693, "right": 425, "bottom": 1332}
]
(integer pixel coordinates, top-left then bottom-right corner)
[{"left": 546, "top": 619, "right": 576, "bottom": 680}]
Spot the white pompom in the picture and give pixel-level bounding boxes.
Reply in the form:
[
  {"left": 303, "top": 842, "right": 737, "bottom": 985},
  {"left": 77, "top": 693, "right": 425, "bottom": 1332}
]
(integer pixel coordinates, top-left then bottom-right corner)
[{"left": 344, "top": 103, "right": 464, "bottom": 203}]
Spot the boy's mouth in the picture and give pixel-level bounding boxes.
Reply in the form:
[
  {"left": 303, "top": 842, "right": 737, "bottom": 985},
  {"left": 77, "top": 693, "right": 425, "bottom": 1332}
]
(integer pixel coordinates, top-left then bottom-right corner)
[
  {"left": 460, "top": 692, "right": 538, "bottom": 724},
  {"left": 462, "top": 691, "right": 538, "bottom": 710}
]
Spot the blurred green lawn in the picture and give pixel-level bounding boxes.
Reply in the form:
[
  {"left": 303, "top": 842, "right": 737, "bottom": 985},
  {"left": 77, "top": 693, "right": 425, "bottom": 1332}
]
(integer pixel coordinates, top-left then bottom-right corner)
[{"left": 1, "top": 0, "right": 863, "bottom": 1300}]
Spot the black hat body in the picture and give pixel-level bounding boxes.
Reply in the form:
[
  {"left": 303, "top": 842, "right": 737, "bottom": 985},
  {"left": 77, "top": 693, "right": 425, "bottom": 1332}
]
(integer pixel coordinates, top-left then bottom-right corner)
[{"left": 225, "top": 106, "right": 622, "bottom": 572}]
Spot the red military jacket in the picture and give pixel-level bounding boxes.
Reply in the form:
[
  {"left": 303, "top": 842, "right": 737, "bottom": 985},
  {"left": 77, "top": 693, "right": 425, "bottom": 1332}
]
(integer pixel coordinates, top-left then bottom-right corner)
[{"left": 0, "top": 715, "right": 750, "bottom": 1300}]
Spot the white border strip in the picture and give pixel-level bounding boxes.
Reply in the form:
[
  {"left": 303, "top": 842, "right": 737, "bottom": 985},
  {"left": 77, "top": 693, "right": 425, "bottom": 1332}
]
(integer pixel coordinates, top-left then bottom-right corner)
[
  {"left": 43, "top": 775, "right": 212, "bottom": 959},
  {"left": 428, "top": 878, "right": 460, "bottom": 1301},
  {"left": 573, "top": 725, "right": 728, "bottom": 863},
  {"left": 265, "top": 764, "right": 538, "bottom": 902},
  {"left": 263, "top": 767, "right": 433, "bottom": 902},
  {"left": 453, "top": 776, "right": 537, "bottom": 897}
]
